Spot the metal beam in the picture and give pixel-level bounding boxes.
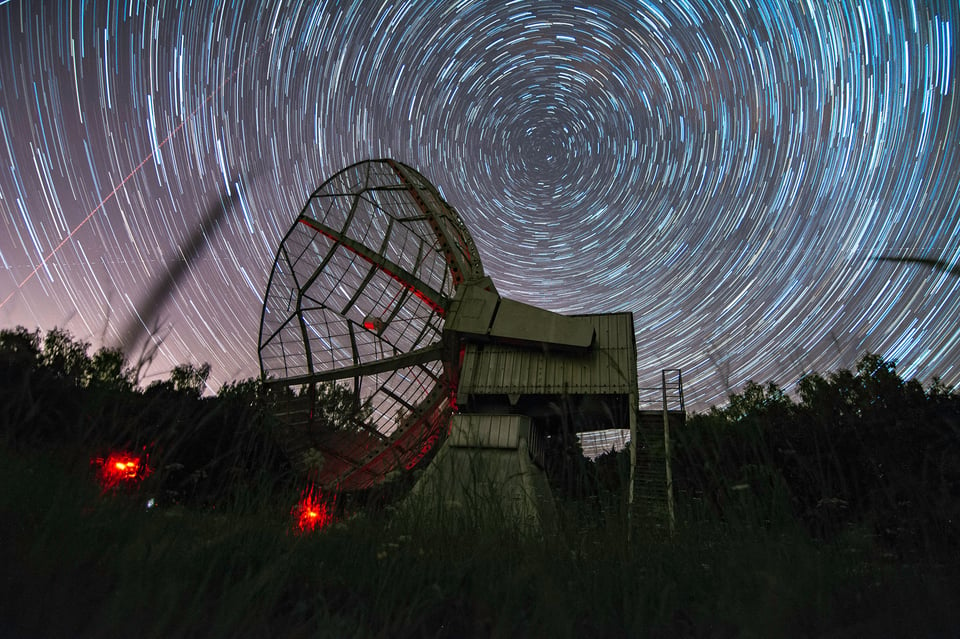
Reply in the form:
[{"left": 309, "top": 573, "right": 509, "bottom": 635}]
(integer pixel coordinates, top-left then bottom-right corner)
[
  {"left": 265, "top": 343, "right": 445, "bottom": 387},
  {"left": 298, "top": 215, "right": 448, "bottom": 315}
]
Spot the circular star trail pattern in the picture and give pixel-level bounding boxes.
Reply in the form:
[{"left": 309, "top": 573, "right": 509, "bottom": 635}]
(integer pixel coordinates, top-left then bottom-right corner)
[{"left": 0, "top": 0, "right": 958, "bottom": 409}]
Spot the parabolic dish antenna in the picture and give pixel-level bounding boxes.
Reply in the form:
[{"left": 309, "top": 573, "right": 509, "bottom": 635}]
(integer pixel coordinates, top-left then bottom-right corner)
[
  {"left": 259, "top": 159, "right": 483, "bottom": 491},
  {"left": 260, "top": 158, "right": 672, "bottom": 516}
]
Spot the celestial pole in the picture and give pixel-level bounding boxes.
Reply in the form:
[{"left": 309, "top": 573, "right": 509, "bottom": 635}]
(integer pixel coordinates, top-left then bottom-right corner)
[{"left": 0, "top": 0, "right": 958, "bottom": 409}]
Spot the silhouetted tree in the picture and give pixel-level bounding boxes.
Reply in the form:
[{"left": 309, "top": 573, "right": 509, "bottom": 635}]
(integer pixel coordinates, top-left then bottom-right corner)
[
  {"left": 169, "top": 362, "right": 212, "bottom": 397},
  {"left": 84, "top": 346, "right": 136, "bottom": 392},
  {"left": 300, "top": 381, "right": 372, "bottom": 432},
  {"left": 673, "top": 353, "right": 960, "bottom": 553},
  {"left": 40, "top": 327, "right": 91, "bottom": 384},
  {"left": 0, "top": 326, "right": 41, "bottom": 368}
]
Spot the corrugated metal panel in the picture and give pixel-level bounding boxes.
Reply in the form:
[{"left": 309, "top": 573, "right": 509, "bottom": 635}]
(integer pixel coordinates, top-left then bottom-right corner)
[
  {"left": 449, "top": 414, "right": 531, "bottom": 449},
  {"left": 458, "top": 313, "right": 638, "bottom": 396}
]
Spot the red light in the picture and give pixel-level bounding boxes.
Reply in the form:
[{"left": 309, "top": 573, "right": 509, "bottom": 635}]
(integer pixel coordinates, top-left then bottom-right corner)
[
  {"left": 94, "top": 451, "right": 151, "bottom": 490},
  {"left": 362, "top": 315, "right": 384, "bottom": 332},
  {"left": 292, "top": 486, "right": 335, "bottom": 534}
]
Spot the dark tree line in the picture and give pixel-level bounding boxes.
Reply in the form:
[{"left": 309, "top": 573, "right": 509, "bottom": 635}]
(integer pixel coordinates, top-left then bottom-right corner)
[
  {"left": 672, "top": 354, "right": 960, "bottom": 554},
  {"left": 3, "top": 325, "right": 959, "bottom": 554},
  {"left": 0, "top": 326, "right": 291, "bottom": 509}
]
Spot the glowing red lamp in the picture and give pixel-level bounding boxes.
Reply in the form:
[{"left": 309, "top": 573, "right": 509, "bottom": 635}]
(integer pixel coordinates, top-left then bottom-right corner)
[
  {"left": 292, "top": 486, "right": 335, "bottom": 534},
  {"left": 94, "top": 451, "right": 151, "bottom": 490}
]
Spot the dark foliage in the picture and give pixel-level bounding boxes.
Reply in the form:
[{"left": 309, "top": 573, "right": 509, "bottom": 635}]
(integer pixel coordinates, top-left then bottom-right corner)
[
  {"left": 2, "top": 327, "right": 960, "bottom": 636},
  {"left": 672, "top": 353, "right": 960, "bottom": 555},
  {"left": 3, "top": 325, "right": 959, "bottom": 558},
  {"left": 298, "top": 380, "right": 373, "bottom": 432},
  {"left": 0, "top": 326, "right": 292, "bottom": 509}
]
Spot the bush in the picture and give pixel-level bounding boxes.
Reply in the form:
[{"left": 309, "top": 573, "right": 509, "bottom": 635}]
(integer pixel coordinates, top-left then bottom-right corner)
[{"left": 672, "top": 354, "right": 960, "bottom": 554}]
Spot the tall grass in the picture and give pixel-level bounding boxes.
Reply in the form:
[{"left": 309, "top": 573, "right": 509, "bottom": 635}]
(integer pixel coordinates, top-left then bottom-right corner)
[
  {"left": 3, "top": 437, "right": 959, "bottom": 638},
  {"left": 1, "top": 335, "right": 959, "bottom": 637}
]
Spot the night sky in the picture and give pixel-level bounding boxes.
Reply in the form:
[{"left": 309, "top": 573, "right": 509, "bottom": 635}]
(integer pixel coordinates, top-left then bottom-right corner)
[{"left": 0, "top": 0, "right": 958, "bottom": 411}]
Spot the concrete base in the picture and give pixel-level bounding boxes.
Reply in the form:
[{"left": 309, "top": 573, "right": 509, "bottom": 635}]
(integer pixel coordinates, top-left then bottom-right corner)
[{"left": 403, "top": 414, "right": 558, "bottom": 536}]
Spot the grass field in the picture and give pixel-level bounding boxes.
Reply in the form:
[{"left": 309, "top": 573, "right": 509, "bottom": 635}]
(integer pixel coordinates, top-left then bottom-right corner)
[
  {"left": 1, "top": 336, "right": 957, "bottom": 636},
  {"left": 2, "top": 442, "right": 958, "bottom": 639}
]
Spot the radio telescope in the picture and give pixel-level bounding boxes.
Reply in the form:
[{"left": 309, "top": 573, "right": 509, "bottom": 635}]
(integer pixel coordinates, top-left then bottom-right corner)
[
  {"left": 259, "top": 159, "right": 478, "bottom": 491},
  {"left": 259, "top": 159, "right": 681, "bottom": 525}
]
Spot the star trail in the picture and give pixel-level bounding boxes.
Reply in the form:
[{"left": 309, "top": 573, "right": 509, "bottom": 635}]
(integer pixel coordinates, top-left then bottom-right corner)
[{"left": 0, "top": 0, "right": 958, "bottom": 409}]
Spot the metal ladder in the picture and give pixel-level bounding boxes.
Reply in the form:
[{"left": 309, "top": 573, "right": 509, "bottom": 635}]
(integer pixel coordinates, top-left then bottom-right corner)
[{"left": 631, "top": 369, "right": 685, "bottom": 533}]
